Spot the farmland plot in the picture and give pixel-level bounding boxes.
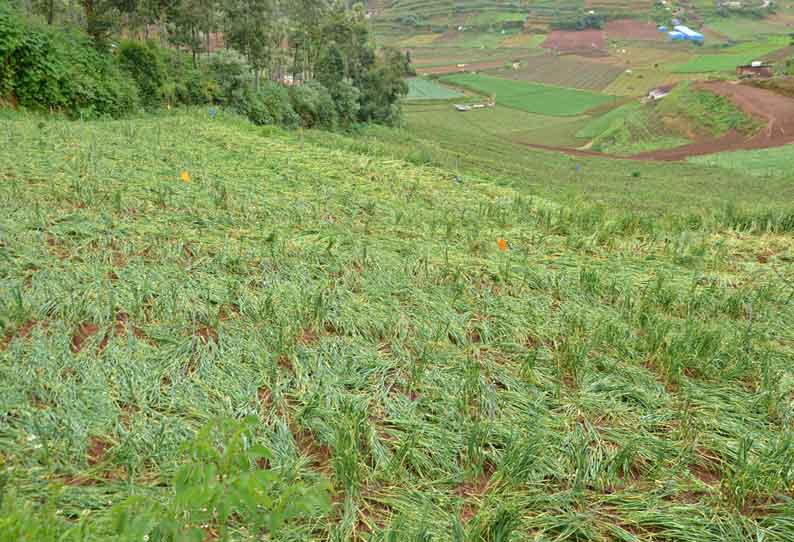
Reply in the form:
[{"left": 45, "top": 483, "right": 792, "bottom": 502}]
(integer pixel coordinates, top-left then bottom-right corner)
[
  {"left": 406, "top": 78, "right": 464, "bottom": 100},
  {"left": 483, "top": 53, "right": 624, "bottom": 91},
  {"left": 3, "top": 111, "right": 794, "bottom": 541},
  {"left": 441, "top": 73, "right": 616, "bottom": 115}
]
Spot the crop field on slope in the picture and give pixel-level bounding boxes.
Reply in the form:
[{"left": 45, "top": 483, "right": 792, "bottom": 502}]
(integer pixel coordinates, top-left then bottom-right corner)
[
  {"left": 406, "top": 78, "right": 464, "bottom": 100},
  {"left": 348, "top": 101, "right": 794, "bottom": 215},
  {"left": 482, "top": 54, "right": 624, "bottom": 91},
  {"left": 2, "top": 112, "right": 794, "bottom": 541},
  {"left": 670, "top": 38, "right": 788, "bottom": 73},
  {"left": 404, "top": 101, "right": 592, "bottom": 148},
  {"left": 688, "top": 144, "right": 794, "bottom": 177},
  {"left": 705, "top": 17, "right": 793, "bottom": 41},
  {"left": 440, "top": 73, "right": 616, "bottom": 116}
]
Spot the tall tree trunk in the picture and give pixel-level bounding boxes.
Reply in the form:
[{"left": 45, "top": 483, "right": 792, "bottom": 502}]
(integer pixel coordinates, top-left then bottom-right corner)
[
  {"left": 47, "top": 0, "right": 54, "bottom": 25},
  {"left": 191, "top": 26, "right": 198, "bottom": 67}
]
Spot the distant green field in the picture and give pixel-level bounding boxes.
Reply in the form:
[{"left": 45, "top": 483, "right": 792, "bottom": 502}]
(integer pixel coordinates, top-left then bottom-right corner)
[
  {"left": 688, "top": 144, "right": 794, "bottom": 177},
  {"left": 466, "top": 11, "right": 525, "bottom": 25},
  {"left": 672, "top": 53, "right": 764, "bottom": 73},
  {"left": 671, "top": 38, "right": 787, "bottom": 73},
  {"left": 706, "top": 17, "right": 791, "bottom": 41},
  {"left": 405, "top": 101, "right": 591, "bottom": 148},
  {"left": 441, "top": 73, "right": 616, "bottom": 116},
  {"left": 406, "top": 78, "right": 464, "bottom": 100}
]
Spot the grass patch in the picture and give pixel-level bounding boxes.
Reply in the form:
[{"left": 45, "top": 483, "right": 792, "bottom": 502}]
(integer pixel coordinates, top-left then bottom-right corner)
[
  {"left": 706, "top": 17, "right": 791, "bottom": 41},
  {"left": 440, "top": 73, "right": 616, "bottom": 116}
]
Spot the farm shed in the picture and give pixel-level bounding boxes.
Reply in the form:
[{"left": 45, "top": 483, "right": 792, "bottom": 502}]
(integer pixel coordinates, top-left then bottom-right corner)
[{"left": 736, "top": 63, "right": 773, "bottom": 79}]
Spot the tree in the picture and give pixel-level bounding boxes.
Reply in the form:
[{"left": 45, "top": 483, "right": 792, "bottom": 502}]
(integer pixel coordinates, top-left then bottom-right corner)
[
  {"left": 287, "top": 0, "right": 331, "bottom": 80},
  {"left": 223, "top": 0, "right": 277, "bottom": 89},
  {"left": 315, "top": 44, "right": 344, "bottom": 89},
  {"left": 167, "top": 0, "right": 215, "bottom": 66},
  {"left": 357, "top": 47, "right": 408, "bottom": 126}
]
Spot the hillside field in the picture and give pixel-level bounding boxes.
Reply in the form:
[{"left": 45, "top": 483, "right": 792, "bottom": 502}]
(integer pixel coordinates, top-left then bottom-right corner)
[
  {"left": 440, "top": 73, "right": 617, "bottom": 116},
  {"left": 406, "top": 78, "right": 465, "bottom": 100},
  {"left": 2, "top": 110, "right": 794, "bottom": 540}
]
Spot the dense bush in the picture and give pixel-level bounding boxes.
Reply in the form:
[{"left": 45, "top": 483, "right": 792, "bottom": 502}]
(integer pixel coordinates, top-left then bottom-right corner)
[
  {"left": 290, "top": 81, "right": 338, "bottom": 130},
  {"left": 0, "top": 7, "right": 139, "bottom": 117},
  {"left": 118, "top": 40, "right": 165, "bottom": 109},
  {"left": 207, "top": 49, "right": 252, "bottom": 106},
  {"left": 357, "top": 49, "right": 408, "bottom": 127},
  {"left": 1, "top": 6, "right": 410, "bottom": 130},
  {"left": 240, "top": 82, "right": 299, "bottom": 128},
  {"left": 160, "top": 47, "right": 213, "bottom": 106},
  {"left": 330, "top": 80, "right": 361, "bottom": 129}
]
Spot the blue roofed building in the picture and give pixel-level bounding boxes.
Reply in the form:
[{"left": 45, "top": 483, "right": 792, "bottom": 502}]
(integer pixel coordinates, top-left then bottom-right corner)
[{"left": 673, "top": 25, "right": 704, "bottom": 43}]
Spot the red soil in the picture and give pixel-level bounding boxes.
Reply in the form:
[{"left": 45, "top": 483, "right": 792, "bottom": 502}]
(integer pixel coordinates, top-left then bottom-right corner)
[
  {"left": 605, "top": 19, "right": 665, "bottom": 41},
  {"left": 541, "top": 29, "right": 607, "bottom": 56}
]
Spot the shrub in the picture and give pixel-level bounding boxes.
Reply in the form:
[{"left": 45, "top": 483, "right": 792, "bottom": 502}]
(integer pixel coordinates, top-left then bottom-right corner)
[
  {"left": 207, "top": 49, "right": 252, "bottom": 106},
  {"left": 0, "top": 418, "right": 331, "bottom": 541},
  {"left": 111, "top": 418, "right": 330, "bottom": 541},
  {"left": 160, "top": 47, "right": 213, "bottom": 106},
  {"left": 118, "top": 40, "right": 165, "bottom": 109},
  {"left": 330, "top": 80, "right": 361, "bottom": 129},
  {"left": 240, "top": 82, "right": 299, "bottom": 128},
  {"left": 290, "top": 81, "right": 338, "bottom": 130},
  {"left": 0, "top": 7, "right": 139, "bottom": 117}
]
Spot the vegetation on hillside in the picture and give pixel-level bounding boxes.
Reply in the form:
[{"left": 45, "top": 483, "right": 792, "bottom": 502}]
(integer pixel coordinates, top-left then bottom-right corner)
[
  {"left": 585, "top": 82, "right": 759, "bottom": 155},
  {"left": 2, "top": 108, "right": 793, "bottom": 541},
  {"left": 1, "top": 2, "right": 411, "bottom": 127}
]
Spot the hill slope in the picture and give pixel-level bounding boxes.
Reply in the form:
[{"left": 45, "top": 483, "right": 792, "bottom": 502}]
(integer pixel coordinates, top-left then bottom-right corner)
[{"left": 1, "top": 111, "right": 794, "bottom": 540}]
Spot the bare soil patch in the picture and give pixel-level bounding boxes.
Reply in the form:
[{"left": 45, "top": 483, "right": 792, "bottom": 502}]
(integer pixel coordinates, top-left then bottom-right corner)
[
  {"left": 542, "top": 30, "right": 607, "bottom": 56},
  {"left": 605, "top": 20, "right": 664, "bottom": 41},
  {"left": 71, "top": 323, "right": 101, "bottom": 354}
]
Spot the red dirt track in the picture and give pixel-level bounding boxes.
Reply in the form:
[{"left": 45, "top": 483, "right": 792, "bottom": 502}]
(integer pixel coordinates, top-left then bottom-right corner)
[{"left": 541, "top": 30, "right": 607, "bottom": 56}]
